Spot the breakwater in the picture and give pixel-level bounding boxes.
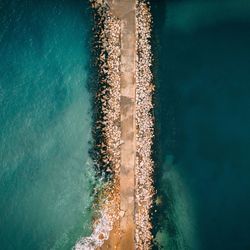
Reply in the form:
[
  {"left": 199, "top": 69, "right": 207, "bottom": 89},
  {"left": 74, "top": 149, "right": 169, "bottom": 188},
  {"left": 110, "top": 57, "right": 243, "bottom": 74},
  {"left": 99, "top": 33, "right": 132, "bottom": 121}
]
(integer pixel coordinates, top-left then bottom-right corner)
[
  {"left": 75, "top": 0, "right": 154, "bottom": 249},
  {"left": 75, "top": 2, "right": 121, "bottom": 248}
]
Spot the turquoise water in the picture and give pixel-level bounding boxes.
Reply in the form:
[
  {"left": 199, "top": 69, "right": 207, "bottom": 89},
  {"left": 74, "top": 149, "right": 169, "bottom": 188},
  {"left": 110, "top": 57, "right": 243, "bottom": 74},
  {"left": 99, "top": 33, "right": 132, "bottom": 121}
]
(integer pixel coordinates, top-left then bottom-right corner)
[
  {"left": 152, "top": 0, "right": 250, "bottom": 249},
  {"left": 0, "top": 1, "right": 95, "bottom": 249},
  {"left": 2, "top": 1, "right": 250, "bottom": 250}
]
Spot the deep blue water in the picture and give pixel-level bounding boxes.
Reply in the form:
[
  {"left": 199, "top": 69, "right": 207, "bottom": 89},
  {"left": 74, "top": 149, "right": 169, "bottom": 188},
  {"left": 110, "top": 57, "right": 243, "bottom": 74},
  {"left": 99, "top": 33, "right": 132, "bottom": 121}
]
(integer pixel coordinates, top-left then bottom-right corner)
[
  {"left": 152, "top": 0, "right": 250, "bottom": 249},
  {"left": 0, "top": 1, "right": 95, "bottom": 249}
]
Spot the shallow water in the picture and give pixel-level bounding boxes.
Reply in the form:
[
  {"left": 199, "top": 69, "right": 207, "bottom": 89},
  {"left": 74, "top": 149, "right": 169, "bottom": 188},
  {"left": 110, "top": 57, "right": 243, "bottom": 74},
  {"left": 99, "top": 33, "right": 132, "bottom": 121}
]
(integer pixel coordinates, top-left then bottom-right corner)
[
  {"left": 0, "top": 1, "right": 95, "bottom": 249},
  {"left": 152, "top": 0, "right": 250, "bottom": 249}
]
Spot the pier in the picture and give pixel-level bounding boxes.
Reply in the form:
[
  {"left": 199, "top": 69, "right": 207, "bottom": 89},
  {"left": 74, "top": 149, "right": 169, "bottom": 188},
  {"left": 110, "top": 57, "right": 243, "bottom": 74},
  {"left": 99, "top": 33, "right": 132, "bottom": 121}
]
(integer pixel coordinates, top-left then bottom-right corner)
[
  {"left": 101, "top": 0, "right": 136, "bottom": 249},
  {"left": 75, "top": 0, "right": 154, "bottom": 249}
]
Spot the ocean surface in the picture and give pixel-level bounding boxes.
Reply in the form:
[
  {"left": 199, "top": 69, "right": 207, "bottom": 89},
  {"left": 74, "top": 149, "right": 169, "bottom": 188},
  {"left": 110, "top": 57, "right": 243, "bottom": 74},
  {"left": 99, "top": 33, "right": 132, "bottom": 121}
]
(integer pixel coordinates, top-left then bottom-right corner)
[
  {"left": 152, "top": 0, "right": 250, "bottom": 249},
  {"left": 0, "top": 1, "right": 95, "bottom": 249},
  {"left": 1, "top": 1, "right": 250, "bottom": 250}
]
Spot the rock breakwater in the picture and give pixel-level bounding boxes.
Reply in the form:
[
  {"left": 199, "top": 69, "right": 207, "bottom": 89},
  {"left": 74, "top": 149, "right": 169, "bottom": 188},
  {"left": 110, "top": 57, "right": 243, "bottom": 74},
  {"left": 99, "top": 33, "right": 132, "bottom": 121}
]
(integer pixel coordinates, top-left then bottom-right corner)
[{"left": 75, "top": 0, "right": 155, "bottom": 249}]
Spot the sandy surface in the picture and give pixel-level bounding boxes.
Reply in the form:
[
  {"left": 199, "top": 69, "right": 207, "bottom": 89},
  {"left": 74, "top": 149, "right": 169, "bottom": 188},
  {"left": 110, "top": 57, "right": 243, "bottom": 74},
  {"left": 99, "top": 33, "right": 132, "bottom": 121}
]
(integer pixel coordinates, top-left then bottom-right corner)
[{"left": 101, "top": 0, "right": 136, "bottom": 249}]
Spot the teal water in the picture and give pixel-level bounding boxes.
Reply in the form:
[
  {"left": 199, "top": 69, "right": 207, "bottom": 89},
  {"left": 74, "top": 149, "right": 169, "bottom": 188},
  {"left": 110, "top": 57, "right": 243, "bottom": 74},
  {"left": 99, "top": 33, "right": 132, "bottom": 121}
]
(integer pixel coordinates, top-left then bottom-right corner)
[
  {"left": 2, "top": 1, "right": 250, "bottom": 250},
  {"left": 0, "top": 1, "right": 95, "bottom": 249},
  {"left": 152, "top": 0, "right": 250, "bottom": 249}
]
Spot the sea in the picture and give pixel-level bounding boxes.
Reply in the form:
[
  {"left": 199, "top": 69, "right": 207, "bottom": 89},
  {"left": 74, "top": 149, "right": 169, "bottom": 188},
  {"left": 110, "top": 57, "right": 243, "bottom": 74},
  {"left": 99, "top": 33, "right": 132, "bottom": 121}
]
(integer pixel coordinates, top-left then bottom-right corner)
[
  {"left": 1, "top": 0, "right": 250, "bottom": 250},
  {"left": 0, "top": 0, "right": 96, "bottom": 249},
  {"left": 152, "top": 0, "right": 250, "bottom": 249}
]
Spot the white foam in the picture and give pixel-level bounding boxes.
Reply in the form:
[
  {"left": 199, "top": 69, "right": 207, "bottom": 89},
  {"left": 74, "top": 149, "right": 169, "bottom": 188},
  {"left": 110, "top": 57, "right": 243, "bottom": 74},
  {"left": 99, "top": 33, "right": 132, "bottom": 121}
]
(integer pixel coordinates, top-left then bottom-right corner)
[{"left": 74, "top": 208, "right": 113, "bottom": 250}]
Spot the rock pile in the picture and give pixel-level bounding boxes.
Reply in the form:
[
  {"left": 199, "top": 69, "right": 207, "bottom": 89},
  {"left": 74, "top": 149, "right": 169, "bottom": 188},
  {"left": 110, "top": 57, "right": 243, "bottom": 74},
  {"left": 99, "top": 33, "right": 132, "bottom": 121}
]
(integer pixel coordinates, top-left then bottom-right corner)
[
  {"left": 75, "top": 0, "right": 155, "bottom": 249},
  {"left": 135, "top": 1, "right": 155, "bottom": 249},
  {"left": 75, "top": 1, "right": 122, "bottom": 249}
]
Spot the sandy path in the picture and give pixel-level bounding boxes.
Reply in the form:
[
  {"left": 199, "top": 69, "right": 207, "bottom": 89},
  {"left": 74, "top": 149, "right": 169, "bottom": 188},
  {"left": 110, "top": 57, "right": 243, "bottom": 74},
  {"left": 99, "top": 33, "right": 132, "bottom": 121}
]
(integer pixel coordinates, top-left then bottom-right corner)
[{"left": 100, "top": 0, "right": 136, "bottom": 249}]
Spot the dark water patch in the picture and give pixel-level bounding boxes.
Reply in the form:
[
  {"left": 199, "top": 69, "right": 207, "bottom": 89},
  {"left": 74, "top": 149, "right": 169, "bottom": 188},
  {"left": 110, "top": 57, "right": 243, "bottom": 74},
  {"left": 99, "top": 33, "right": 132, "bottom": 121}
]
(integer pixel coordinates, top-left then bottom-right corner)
[
  {"left": 151, "top": 1, "right": 183, "bottom": 249},
  {"left": 151, "top": 0, "right": 250, "bottom": 249}
]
